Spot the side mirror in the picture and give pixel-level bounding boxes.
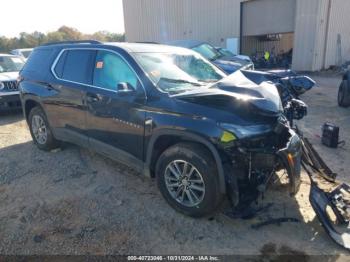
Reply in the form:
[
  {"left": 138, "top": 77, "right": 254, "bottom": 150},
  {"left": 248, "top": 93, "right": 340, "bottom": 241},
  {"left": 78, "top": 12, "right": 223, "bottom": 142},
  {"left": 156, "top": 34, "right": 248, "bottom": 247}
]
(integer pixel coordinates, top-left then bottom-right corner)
[{"left": 117, "top": 82, "right": 136, "bottom": 94}]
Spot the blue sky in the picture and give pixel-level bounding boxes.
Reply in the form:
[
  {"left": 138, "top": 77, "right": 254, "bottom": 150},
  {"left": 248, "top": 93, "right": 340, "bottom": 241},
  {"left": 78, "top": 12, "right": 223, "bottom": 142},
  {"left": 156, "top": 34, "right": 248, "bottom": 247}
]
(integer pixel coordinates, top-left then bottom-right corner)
[{"left": 0, "top": 0, "right": 125, "bottom": 37}]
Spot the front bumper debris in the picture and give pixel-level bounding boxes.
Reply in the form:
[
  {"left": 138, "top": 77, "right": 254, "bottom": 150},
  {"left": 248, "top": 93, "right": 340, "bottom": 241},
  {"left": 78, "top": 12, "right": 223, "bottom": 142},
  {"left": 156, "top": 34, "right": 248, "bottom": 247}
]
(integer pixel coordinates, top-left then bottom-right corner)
[
  {"left": 309, "top": 184, "right": 350, "bottom": 250},
  {"left": 300, "top": 135, "right": 350, "bottom": 251}
]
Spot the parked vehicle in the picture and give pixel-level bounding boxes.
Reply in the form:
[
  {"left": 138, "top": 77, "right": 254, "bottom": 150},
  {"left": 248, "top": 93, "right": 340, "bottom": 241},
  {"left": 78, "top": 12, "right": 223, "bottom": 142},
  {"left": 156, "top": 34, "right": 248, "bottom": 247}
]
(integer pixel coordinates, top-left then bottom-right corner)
[
  {"left": 20, "top": 41, "right": 307, "bottom": 217},
  {"left": 10, "top": 48, "right": 33, "bottom": 60},
  {"left": 338, "top": 69, "right": 350, "bottom": 107},
  {"left": 215, "top": 47, "right": 252, "bottom": 63},
  {"left": 166, "top": 40, "right": 254, "bottom": 74},
  {"left": 0, "top": 54, "right": 26, "bottom": 111}
]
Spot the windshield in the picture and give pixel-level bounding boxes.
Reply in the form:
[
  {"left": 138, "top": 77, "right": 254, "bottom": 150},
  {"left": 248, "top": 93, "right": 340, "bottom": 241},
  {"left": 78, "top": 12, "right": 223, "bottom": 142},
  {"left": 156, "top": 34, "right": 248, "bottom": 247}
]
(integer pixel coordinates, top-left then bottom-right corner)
[
  {"left": 21, "top": 50, "right": 32, "bottom": 58},
  {"left": 133, "top": 51, "right": 226, "bottom": 93},
  {"left": 0, "top": 56, "right": 25, "bottom": 73},
  {"left": 192, "top": 43, "right": 221, "bottom": 61}
]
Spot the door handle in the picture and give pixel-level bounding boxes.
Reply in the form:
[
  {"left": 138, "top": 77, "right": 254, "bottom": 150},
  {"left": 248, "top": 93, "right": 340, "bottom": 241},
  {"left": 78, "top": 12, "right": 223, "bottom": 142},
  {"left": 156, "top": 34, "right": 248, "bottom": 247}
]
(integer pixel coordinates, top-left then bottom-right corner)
[{"left": 86, "top": 93, "right": 100, "bottom": 103}]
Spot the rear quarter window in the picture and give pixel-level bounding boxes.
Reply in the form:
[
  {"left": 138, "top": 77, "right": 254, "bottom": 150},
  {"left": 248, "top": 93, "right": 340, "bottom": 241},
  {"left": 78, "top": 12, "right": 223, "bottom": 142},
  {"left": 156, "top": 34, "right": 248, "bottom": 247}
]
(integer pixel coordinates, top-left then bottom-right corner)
[{"left": 21, "top": 48, "right": 57, "bottom": 80}]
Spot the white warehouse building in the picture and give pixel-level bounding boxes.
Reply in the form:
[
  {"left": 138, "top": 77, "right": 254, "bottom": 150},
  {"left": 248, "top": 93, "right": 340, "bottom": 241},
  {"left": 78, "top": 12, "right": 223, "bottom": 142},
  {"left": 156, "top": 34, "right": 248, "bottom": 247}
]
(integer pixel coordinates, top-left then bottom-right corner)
[{"left": 123, "top": 0, "right": 350, "bottom": 71}]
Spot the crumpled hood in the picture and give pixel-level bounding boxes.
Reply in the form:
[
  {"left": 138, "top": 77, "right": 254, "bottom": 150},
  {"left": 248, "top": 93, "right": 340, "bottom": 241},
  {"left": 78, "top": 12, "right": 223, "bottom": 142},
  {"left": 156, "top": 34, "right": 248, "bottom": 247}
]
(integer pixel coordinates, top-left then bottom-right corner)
[
  {"left": 173, "top": 70, "right": 283, "bottom": 116},
  {"left": 0, "top": 72, "right": 19, "bottom": 81}
]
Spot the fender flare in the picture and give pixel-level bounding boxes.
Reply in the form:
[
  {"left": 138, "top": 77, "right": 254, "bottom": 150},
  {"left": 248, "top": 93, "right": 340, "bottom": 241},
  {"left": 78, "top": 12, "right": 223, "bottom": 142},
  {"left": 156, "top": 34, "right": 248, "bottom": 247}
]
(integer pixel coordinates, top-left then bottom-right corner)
[
  {"left": 22, "top": 95, "right": 44, "bottom": 120},
  {"left": 146, "top": 129, "right": 227, "bottom": 194}
]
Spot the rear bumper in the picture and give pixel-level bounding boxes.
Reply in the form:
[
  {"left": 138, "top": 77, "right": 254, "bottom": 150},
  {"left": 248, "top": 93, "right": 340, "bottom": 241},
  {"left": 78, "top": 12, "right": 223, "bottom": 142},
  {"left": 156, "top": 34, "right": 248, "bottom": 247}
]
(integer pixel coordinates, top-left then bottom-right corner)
[
  {"left": 277, "top": 129, "right": 302, "bottom": 195},
  {"left": 0, "top": 92, "right": 21, "bottom": 111}
]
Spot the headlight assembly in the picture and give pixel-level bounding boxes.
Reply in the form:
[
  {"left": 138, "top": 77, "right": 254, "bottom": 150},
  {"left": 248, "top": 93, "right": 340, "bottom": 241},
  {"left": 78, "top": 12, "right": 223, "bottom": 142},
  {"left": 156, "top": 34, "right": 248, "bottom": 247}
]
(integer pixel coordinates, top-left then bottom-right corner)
[{"left": 219, "top": 123, "right": 272, "bottom": 140}]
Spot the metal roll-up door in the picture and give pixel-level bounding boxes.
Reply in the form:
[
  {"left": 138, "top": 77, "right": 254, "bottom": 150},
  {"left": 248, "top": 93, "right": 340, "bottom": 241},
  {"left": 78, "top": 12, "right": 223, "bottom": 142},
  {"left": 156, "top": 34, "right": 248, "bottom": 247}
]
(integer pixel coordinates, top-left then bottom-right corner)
[{"left": 242, "top": 0, "right": 296, "bottom": 36}]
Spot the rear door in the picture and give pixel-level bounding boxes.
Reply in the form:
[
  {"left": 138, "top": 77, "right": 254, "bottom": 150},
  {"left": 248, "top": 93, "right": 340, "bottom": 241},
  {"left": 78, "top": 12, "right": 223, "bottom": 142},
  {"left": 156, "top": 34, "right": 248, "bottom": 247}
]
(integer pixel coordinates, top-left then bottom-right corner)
[
  {"left": 50, "top": 49, "right": 96, "bottom": 145},
  {"left": 86, "top": 50, "right": 146, "bottom": 169}
]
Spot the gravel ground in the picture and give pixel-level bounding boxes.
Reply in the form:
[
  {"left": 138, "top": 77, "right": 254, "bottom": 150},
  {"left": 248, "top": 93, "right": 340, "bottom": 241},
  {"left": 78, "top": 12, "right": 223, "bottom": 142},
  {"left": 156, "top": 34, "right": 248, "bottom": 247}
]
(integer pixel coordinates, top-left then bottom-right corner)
[{"left": 0, "top": 73, "right": 349, "bottom": 257}]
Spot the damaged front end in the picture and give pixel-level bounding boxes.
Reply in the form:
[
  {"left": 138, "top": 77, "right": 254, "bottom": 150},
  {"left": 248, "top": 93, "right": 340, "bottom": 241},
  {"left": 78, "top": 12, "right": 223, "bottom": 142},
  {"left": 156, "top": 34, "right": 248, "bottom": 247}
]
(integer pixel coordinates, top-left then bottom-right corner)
[
  {"left": 195, "top": 69, "right": 350, "bottom": 250},
  {"left": 220, "top": 117, "right": 302, "bottom": 210},
  {"left": 222, "top": 120, "right": 350, "bottom": 251}
]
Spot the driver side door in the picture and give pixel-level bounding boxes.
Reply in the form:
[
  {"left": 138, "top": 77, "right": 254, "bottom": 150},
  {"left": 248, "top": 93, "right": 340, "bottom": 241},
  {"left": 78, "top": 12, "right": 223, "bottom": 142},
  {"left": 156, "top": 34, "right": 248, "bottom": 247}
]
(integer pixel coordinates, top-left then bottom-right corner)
[{"left": 86, "top": 50, "right": 146, "bottom": 170}]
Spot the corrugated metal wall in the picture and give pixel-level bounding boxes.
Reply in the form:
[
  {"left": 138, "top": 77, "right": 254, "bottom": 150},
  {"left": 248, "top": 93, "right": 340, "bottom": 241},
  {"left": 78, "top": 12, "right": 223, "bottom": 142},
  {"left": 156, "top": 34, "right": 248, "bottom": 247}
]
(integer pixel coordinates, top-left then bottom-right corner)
[
  {"left": 183, "top": 0, "right": 241, "bottom": 46},
  {"left": 292, "top": 0, "right": 350, "bottom": 71},
  {"left": 312, "top": 0, "right": 331, "bottom": 71},
  {"left": 123, "top": 0, "right": 241, "bottom": 47},
  {"left": 292, "top": 0, "right": 319, "bottom": 71},
  {"left": 122, "top": 0, "right": 186, "bottom": 43},
  {"left": 324, "top": 0, "right": 350, "bottom": 68}
]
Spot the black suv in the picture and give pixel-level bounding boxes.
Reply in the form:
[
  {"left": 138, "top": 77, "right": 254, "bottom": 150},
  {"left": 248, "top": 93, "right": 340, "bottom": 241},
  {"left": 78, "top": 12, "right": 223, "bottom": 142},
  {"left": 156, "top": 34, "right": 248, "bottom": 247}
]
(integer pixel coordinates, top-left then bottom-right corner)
[{"left": 19, "top": 41, "right": 302, "bottom": 217}]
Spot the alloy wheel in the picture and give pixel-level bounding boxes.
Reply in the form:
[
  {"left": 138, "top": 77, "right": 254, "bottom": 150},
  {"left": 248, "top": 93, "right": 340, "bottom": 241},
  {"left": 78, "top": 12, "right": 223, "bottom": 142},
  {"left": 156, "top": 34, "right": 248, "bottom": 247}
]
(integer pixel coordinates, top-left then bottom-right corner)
[
  {"left": 164, "top": 160, "right": 205, "bottom": 207},
  {"left": 31, "top": 115, "right": 48, "bottom": 145}
]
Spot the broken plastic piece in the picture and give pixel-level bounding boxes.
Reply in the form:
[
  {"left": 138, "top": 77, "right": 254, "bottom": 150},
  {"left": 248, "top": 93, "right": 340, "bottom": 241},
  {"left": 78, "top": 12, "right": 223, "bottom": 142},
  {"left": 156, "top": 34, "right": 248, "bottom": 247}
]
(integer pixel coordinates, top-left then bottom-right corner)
[{"left": 310, "top": 184, "right": 350, "bottom": 250}]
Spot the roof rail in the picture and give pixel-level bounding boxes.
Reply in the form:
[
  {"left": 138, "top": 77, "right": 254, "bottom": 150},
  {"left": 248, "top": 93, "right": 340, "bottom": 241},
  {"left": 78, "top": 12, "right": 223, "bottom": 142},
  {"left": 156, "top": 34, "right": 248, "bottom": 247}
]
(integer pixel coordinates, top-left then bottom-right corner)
[{"left": 41, "top": 40, "right": 102, "bottom": 46}]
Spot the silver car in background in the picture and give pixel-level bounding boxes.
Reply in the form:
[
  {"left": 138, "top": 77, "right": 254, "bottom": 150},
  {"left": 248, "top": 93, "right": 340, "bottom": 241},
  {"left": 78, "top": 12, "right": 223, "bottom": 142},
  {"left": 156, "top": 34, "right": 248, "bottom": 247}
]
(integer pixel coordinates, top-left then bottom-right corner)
[
  {"left": 0, "top": 54, "right": 26, "bottom": 111},
  {"left": 10, "top": 48, "right": 33, "bottom": 60}
]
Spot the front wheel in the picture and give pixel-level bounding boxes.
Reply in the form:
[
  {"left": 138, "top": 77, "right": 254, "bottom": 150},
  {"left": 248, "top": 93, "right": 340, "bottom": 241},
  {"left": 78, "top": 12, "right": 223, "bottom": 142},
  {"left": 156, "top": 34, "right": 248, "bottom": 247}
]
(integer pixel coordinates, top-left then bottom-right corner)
[{"left": 156, "top": 143, "right": 223, "bottom": 217}]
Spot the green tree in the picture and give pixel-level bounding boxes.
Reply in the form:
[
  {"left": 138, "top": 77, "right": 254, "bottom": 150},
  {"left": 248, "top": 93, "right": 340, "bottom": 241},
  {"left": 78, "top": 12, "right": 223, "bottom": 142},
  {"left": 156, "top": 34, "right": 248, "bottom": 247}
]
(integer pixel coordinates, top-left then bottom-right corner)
[{"left": 0, "top": 26, "right": 125, "bottom": 52}]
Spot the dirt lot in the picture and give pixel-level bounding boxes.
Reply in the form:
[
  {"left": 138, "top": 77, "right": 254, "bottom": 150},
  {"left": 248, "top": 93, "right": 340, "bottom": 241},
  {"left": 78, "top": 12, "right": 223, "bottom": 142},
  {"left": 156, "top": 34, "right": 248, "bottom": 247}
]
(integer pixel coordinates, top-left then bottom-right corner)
[{"left": 0, "top": 73, "right": 349, "bottom": 257}]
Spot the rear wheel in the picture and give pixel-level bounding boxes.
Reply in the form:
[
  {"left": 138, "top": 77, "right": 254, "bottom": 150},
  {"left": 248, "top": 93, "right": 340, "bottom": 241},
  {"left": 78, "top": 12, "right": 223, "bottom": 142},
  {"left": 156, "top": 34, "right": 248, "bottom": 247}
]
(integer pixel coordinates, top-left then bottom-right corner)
[
  {"left": 156, "top": 143, "right": 223, "bottom": 217},
  {"left": 28, "top": 106, "right": 60, "bottom": 151},
  {"left": 338, "top": 80, "right": 350, "bottom": 107}
]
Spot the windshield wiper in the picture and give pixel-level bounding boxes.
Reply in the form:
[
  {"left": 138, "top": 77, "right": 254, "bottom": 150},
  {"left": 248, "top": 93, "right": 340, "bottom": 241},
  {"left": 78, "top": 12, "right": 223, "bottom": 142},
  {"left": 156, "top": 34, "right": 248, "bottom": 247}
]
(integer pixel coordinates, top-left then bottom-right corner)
[{"left": 160, "top": 77, "right": 203, "bottom": 86}]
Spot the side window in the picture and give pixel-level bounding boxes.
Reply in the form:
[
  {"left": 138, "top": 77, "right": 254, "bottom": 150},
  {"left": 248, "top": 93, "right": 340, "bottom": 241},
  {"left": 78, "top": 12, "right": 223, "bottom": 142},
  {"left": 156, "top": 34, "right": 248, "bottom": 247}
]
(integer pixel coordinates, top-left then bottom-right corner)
[
  {"left": 93, "top": 50, "right": 138, "bottom": 91},
  {"left": 54, "top": 50, "right": 95, "bottom": 85}
]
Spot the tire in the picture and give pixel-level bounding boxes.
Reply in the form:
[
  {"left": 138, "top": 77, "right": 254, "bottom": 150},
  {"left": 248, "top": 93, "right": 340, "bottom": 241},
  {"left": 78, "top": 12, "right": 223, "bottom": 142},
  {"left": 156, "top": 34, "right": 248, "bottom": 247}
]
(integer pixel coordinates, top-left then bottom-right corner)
[
  {"left": 338, "top": 80, "right": 350, "bottom": 108},
  {"left": 28, "top": 106, "right": 60, "bottom": 151},
  {"left": 156, "top": 142, "right": 223, "bottom": 217}
]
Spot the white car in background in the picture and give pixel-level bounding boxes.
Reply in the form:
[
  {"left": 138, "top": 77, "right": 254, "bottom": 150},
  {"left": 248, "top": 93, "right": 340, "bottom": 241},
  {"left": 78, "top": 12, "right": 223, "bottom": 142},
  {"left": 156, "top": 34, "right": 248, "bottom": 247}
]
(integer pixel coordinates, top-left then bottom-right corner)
[
  {"left": 0, "top": 54, "right": 26, "bottom": 111},
  {"left": 10, "top": 48, "right": 33, "bottom": 60}
]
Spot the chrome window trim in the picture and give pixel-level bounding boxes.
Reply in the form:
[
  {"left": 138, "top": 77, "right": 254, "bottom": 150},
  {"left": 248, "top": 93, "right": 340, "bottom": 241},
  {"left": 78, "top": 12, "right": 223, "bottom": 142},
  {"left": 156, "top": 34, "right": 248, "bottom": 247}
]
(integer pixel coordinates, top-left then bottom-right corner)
[{"left": 50, "top": 47, "right": 147, "bottom": 98}]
